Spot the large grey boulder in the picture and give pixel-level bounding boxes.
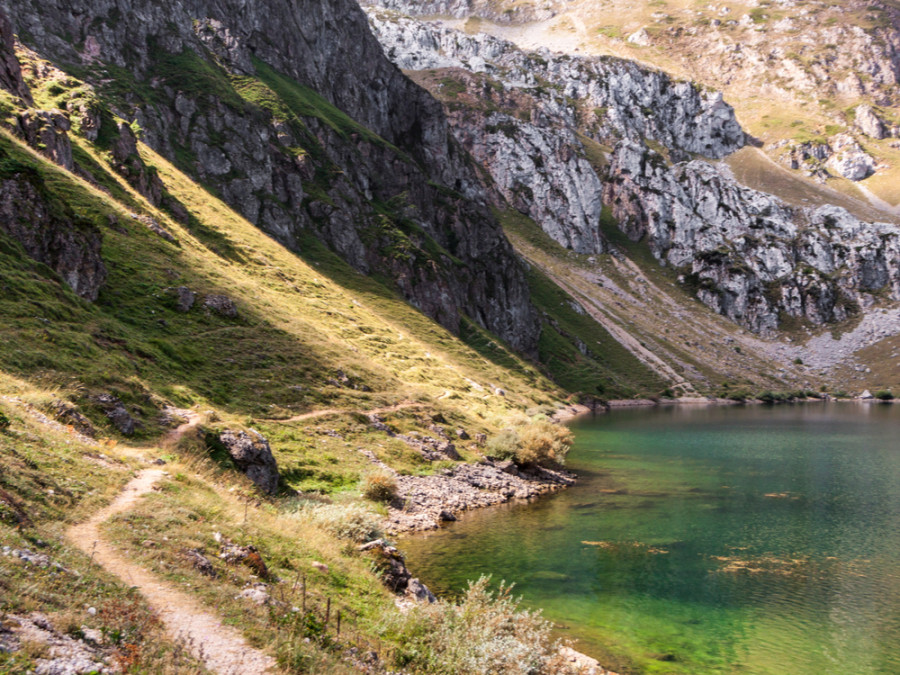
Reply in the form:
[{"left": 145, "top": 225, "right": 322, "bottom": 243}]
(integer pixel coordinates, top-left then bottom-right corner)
[
  {"left": 827, "top": 134, "right": 876, "bottom": 181},
  {"left": 218, "top": 430, "right": 279, "bottom": 494}
]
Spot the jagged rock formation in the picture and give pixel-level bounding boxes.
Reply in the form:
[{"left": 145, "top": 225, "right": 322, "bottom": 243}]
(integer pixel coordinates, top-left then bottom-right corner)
[
  {"left": 0, "top": 170, "right": 107, "bottom": 301},
  {"left": 1, "top": 0, "right": 540, "bottom": 354},
  {"left": 856, "top": 104, "right": 888, "bottom": 140},
  {"left": 0, "top": 14, "right": 107, "bottom": 301},
  {"left": 367, "top": 10, "right": 745, "bottom": 158},
  {"left": 366, "top": 8, "right": 900, "bottom": 335},
  {"left": 773, "top": 133, "right": 879, "bottom": 183},
  {"left": 410, "top": 67, "right": 605, "bottom": 253},
  {"left": 0, "top": 10, "right": 29, "bottom": 103},
  {"left": 605, "top": 141, "right": 900, "bottom": 333}
]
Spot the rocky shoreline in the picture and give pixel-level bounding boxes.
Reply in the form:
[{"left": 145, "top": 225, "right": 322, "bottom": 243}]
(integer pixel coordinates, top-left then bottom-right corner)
[{"left": 385, "top": 458, "right": 576, "bottom": 534}]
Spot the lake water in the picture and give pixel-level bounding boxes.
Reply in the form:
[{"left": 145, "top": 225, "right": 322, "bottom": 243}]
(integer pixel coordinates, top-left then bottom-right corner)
[{"left": 398, "top": 403, "right": 900, "bottom": 674}]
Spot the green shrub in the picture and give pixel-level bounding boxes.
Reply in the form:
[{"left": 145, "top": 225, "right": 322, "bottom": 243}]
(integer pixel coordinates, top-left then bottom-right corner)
[
  {"left": 875, "top": 390, "right": 895, "bottom": 401},
  {"left": 380, "top": 576, "right": 574, "bottom": 674},
  {"left": 727, "top": 390, "right": 751, "bottom": 402},
  {"left": 0, "top": 411, "right": 9, "bottom": 431},
  {"left": 486, "top": 428, "right": 520, "bottom": 461},
  {"left": 361, "top": 469, "right": 399, "bottom": 503}
]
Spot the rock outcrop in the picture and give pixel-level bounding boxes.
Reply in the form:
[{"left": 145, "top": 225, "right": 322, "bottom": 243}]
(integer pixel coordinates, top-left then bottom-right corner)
[
  {"left": 604, "top": 140, "right": 900, "bottom": 333},
  {"left": 366, "top": 10, "right": 746, "bottom": 159},
  {"left": 17, "top": 108, "right": 73, "bottom": 170},
  {"left": 92, "top": 394, "right": 137, "bottom": 435},
  {"left": 385, "top": 458, "right": 576, "bottom": 533},
  {"left": 0, "top": 170, "right": 107, "bottom": 301},
  {"left": 855, "top": 104, "right": 888, "bottom": 140},
  {"left": 0, "top": 9, "right": 30, "bottom": 103},
  {"left": 218, "top": 429, "right": 280, "bottom": 494},
  {"left": 369, "top": 0, "right": 565, "bottom": 23},
  {"left": 360, "top": 538, "right": 437, "bottom": 602},
  {"left": 366, "top": 10, "right": 744, "bottom": 254},
  {"left": 2, "top": 0, "right": 540, "bottom": 354}
]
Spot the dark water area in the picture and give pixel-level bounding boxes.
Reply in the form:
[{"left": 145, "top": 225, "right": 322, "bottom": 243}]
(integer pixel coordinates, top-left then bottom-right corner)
[{"left": 398, "top": 403, "right": 900, "bottom": 674}]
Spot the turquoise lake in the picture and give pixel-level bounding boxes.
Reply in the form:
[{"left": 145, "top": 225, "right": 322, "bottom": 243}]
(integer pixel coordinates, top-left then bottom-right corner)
[{"left": 398, "top": 403, "right": 900, "bottom": 674}]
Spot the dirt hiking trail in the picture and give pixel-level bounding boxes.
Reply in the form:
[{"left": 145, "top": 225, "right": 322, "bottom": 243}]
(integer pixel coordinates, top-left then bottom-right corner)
[{"left": 67, "top": 414, "right": 278, "bottom": 674}]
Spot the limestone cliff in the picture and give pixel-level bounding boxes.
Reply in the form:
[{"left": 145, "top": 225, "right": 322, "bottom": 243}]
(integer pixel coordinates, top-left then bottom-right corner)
[{"left": 364, "top": 8, "right": 900, "bottom": 335}]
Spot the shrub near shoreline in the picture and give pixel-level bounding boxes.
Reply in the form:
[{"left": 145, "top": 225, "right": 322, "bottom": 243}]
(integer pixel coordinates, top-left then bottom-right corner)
[{"left": 487, "top": 419, "right": 574, "bottom": 467}]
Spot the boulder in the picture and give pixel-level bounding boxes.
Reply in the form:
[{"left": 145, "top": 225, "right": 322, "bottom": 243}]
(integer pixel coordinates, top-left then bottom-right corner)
[
  {"left": 860, "top": 389, "right": 874, "bottom": 399},
  {"left": 360, "top": 539, "right": 411, "bottom": 592},
  {"left": 171, "top": 286, "right": 195, "bottom": 312},
  {"left": 855, "top": 105, "right": 886, "bottom": 140},
  {"left": 93, "top": 394, "right": 136, "bottom": 435},
  {"left": 50, "top": 401, "right": 95, "bottom": 438},
  {"left": 203, "top": 294, "right": 239, "bottom": 318},
  {"left": 237, "top": 585, "right": 270, "bottom": 605},
  {"left": 184, "top": 549, "right": 216, "bottom": 577},
  {"left": 406, "top": 578, "right": 437, "bottom": 603},
  {"left": 219, "top": 539, "right": 270, "bottom": 579},
  {"left": 627, "top": 28, "right": 651, "bottom": 46},
  {"left": 218, "top": 429, "right": 279, "bottom": 494},
  {"left": 827, "top": 134, "right": 876, "bottom": 181}
]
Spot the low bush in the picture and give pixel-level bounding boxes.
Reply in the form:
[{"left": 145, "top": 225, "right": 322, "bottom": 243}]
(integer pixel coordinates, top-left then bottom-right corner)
[
  {"left": 380, "top": 576, "right": 576, "bottom": 674},
  {"left": 360, "top": 469, "right": 399, "bottom": 503},
  {"left": 875, "top": 389, "right": 894, "bottom": 401},
  {"left": 486, "top": 421, "right": 573, "bottom": 467},
  {"left": 517, "top": 422, "right": 573, "bottom": 466},
  {"left": 302, "top": 502, "right": 382, "bottom": 543},
  {"left": 0, "top": 411, "right": 9, "bottom": 431},
  {"left": 486, "top": 428, "right": 520, "bottom": 461}
]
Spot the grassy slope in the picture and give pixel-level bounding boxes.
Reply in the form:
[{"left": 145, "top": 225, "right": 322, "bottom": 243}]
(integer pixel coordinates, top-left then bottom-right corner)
[
  {"left": 0, "top": 377, "right": 208, "bottom": 673},
  {"left": 0, "top": 54, "right": 569, "bottom": 670}
]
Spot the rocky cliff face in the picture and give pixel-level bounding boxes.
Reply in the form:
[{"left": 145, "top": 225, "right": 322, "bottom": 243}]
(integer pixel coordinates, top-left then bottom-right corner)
[
  {"left": 0, "top": 16, "right": 106, "bottom": 301},
  {"left": 367, "top": 10, "right": 745, "bottom": 159},
  {"left": 365, "top": 7, "right": 900, "bottom": 335},
  {"left": 367, "top": 9, "right": 744, "bottom": 255},
  {"left": 0, "top": 170, "right": 107, "bottom": 301},
  {"left": 1, "top": 0, "right": 540, "bottom": 353},
  {"left": 604, "top": 141, "right": 900, "bottom": 333},
  {"left": 370, "top": 0, "right": 565, "bottom": 23}
]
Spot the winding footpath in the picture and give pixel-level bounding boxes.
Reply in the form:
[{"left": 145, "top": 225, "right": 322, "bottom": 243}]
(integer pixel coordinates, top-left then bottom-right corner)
[{"left": 66, "top": 415, "right": 278, "bottom": 675}]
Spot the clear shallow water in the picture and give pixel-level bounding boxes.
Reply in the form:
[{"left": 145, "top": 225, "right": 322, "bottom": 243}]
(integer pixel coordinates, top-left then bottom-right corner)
[{"left": 398, "top": 404, "right": 900, "bottom": 674}]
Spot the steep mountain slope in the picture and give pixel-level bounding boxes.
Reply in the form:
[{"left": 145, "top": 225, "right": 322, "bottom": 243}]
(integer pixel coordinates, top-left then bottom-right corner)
[
  {"left": 1, "top": 0, "right": 540, "bottom": 353},
  {"left": 360, "top": 6, "right": 900, "bottom": 396}
]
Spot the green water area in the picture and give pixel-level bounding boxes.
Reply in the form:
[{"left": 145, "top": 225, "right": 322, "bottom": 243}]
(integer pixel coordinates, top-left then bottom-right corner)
[{"left": 398, "top": 403, "right": 900, "bottom": 674}]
